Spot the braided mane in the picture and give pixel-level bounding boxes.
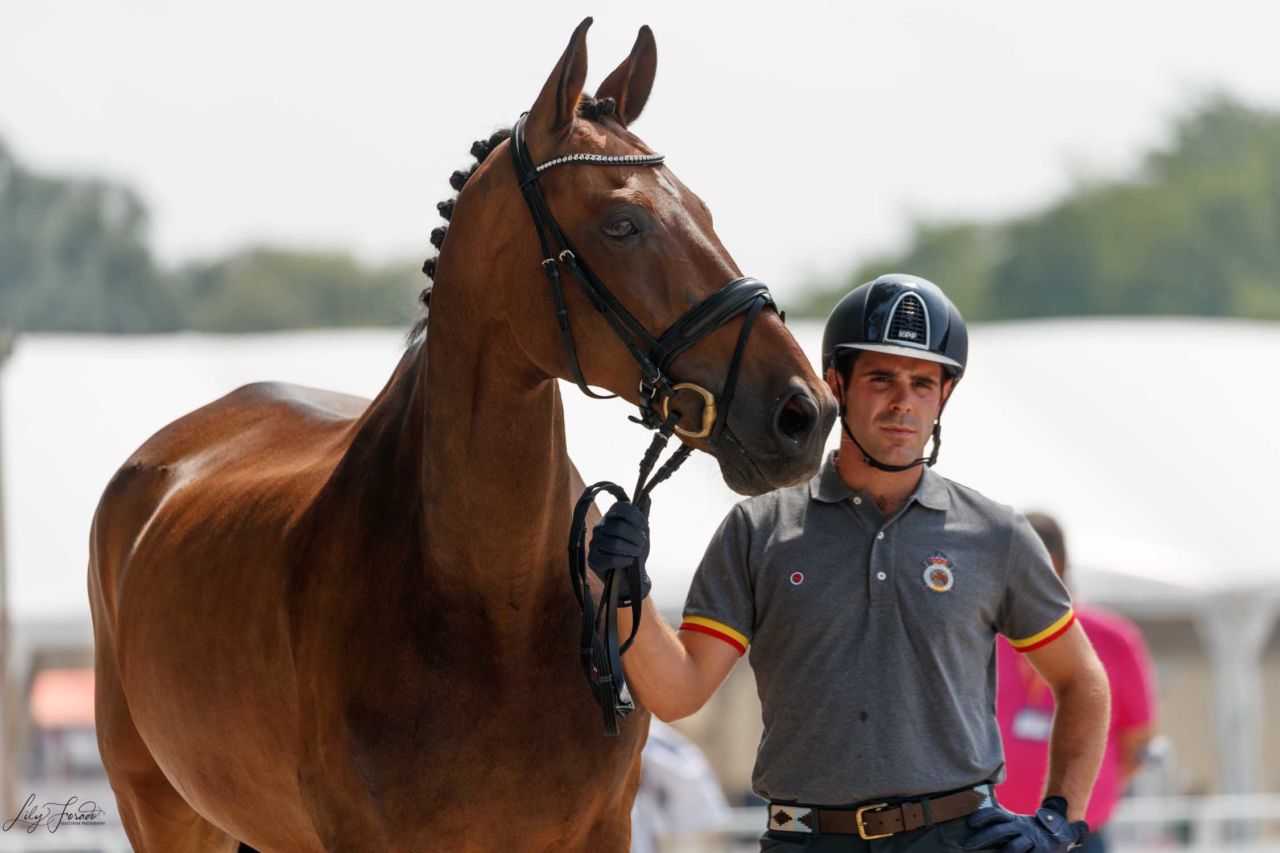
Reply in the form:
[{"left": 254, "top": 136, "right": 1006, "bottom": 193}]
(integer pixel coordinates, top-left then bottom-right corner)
[{"left": 407, "top": 96, "right": 618, "bottom": 343}]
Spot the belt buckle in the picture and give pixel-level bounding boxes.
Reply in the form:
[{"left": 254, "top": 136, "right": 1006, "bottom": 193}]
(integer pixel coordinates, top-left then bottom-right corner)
[{"left": 854, "top": 802, "right": 892, "bottom": 841}]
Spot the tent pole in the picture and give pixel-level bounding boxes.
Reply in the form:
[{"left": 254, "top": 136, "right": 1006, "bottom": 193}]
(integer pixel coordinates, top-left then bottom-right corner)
[
  {"left": 1195, "top": 590, "right": 1279, "bottom": 837},
  {"left": 0, "top": 329, "right": 13, "bottom": 819}
]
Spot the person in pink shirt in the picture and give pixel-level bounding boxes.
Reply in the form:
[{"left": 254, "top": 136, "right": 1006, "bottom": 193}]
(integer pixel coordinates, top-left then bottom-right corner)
[{"left": 996, "top": 512, "right": 1157, "bottom": 852}]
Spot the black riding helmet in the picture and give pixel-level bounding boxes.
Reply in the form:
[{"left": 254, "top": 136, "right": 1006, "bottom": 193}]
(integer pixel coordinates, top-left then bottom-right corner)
[
  {"left": 821, "top": 274, "right": 968, "bottom": 471},
  {"left": 822, "top": 273, "right": 967, "bottom": 380}
]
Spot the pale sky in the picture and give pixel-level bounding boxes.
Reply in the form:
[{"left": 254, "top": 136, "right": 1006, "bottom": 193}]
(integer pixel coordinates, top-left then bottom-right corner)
[{"left": 3, "top": 0, "right": 1280, "bottom": 304}]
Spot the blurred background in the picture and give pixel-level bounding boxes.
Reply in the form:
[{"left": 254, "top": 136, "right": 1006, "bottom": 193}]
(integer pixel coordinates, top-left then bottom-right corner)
[{"left": 2, "top": 1, "right": 1279, "bottom": 850}]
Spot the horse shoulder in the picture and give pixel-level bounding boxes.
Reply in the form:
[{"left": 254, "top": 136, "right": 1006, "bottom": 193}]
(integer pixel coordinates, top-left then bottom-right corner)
[{"left": 90, "top": 381, "right": 369, "bottom": 622}]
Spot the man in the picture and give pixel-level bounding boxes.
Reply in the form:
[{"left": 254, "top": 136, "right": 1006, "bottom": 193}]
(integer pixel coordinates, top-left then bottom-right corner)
[
  {"left": 996, "top": 512, "right": 1158, "bottom": 852},
  {"left": 591, "top": 274, "right": 1110, "bottom": 851}
]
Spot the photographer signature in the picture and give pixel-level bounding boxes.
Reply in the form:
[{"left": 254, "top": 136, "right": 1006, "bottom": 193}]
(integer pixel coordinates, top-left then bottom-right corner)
[{"left": 3, "top": 794, "right": 106, "bottom": 833}]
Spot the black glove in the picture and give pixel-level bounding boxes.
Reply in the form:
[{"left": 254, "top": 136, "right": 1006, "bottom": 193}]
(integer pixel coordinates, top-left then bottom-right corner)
[
  {"left": 587, "top": 501, "right": 651, "bottom": 605},
  {"left": 962, "top": 797, "right": 1088, "bottom": 852}
]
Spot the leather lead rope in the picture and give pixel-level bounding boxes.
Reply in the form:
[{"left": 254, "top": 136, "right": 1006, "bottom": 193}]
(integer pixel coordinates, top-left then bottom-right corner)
[
  {"left": 568, "top": 412, "right": 692, "bottom": 735},
  {"left": 565, "top": 292, "right": 768, "bottom": 735}
]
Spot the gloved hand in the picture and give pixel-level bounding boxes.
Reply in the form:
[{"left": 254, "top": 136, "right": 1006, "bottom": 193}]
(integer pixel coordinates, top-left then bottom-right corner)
[
  {"left": 962, "top": 797, "right": 1088, "bottom": 852},
  {"left": 587, "top": 501, "right": 651, "bottom": 605}
]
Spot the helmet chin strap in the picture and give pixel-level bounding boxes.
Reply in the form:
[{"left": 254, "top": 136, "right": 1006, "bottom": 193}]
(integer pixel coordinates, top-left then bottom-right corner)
[
  {"left": 839, "top": 413, "right": 940, "bottom": 472},
  {"left": 834, "top": 375, "right": 948, "bottom": 473}
]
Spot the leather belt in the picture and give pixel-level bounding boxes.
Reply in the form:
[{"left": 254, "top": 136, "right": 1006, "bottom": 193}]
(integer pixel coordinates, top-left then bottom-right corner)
[{"left": 768, "top": 787, "right": 988, "bottom": 840}]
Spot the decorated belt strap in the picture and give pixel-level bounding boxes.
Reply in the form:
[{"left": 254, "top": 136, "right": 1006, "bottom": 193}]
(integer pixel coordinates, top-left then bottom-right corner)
[{"left": 768, "top": 805, "right": 814, "bottom": 834}]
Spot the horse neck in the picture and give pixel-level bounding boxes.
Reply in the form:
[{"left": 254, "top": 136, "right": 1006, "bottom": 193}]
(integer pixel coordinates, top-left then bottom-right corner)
[{"left": 414, "top": 281, "right": 573, "bottom": 610}]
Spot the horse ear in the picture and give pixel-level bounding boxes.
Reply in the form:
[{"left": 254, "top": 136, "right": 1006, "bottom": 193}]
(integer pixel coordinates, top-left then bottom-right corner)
[
  {"left": 527, "top": 17, "right": 592, "bottom": 155},
  {"left": 595, "top": 26, "right": 657, "bottom": 127}
]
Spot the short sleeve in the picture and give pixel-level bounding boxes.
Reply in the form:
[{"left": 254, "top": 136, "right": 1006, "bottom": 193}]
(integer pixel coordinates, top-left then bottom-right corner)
[
  {"left": 996, "top": 512, "right": 1075, "bottom": 653},
  {"left": 680, "top": 504, "right": 755, "bottom": 656}
]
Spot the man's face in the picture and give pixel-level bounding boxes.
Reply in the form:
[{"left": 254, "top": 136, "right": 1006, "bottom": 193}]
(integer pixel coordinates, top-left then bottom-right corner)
[{"left": 826, "top": 350, "right": 953, "bottom": 468}]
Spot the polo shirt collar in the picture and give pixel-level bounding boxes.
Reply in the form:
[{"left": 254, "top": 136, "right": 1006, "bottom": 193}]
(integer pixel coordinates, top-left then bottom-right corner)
[
  {"left": 913, "top": 466, "right": 951, "bottom": 511},
  {"left": 808, "top": 450, "right": 951, "bottom": 511},
  {"left": 809, "top": 450, "right": 853, "bottom": 503}
]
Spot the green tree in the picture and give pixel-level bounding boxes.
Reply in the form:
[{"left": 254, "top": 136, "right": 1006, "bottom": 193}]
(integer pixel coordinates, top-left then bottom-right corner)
[
  {"left": 794, "top": 222, "right": 1003, "bottom": 322},
  {"left": 798, "top": 95, "right": 1280, "bottom": 322},
  {"left": 0, "top": 141, "right": 177, "bottom": 332},
  {"left": 0, "top": 138, "right": 424, "bottom": 333},
  {"left": 171, "top": 247, "right": 421, "bottom": 332}
]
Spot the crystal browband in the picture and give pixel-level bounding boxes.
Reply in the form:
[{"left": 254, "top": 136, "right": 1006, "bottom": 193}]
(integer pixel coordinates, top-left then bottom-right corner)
[{"left": 535, "top": 152, "right": 666, "bottom": 174}]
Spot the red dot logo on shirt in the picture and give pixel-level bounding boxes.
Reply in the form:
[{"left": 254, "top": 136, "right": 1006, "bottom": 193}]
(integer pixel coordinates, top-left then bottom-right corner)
[{"left": 790, "top": 572, "right": 805, "bottom": 585}]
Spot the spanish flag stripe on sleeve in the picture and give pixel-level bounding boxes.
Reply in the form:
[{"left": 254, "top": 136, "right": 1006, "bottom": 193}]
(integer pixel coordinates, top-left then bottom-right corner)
[
  {"left": 1009, "top": 608, "right": 1076, "bottom": 653},
  {"left": 680, "top": 615, "right": 749, "bottom": 656}
]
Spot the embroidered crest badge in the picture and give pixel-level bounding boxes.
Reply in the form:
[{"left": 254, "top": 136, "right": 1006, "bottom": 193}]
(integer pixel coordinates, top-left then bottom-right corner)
[{"left": 922, "top": 552, "right": 955, "bottom": 593}]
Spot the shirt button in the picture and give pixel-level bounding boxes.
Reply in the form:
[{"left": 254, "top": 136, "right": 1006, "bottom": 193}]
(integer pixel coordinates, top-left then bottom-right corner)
[
  {"left": 876, "top": 571, "right": 887, "bottom": 581},
  {"left": 853, "top": 496, "right": 862, "bottom": 505},
  {"left": 876, "top": 531, "right": 885, "bottom": 540}
]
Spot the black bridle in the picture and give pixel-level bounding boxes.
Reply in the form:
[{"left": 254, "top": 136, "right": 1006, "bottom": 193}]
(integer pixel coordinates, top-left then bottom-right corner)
[{"left": 510, "top": 113, "right": 777, "bottom": 734}]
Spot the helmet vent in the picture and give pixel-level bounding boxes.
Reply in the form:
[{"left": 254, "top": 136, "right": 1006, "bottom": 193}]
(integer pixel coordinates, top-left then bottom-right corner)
[{"left": 884, "top": 292, "right": 930, "bottom": 350}]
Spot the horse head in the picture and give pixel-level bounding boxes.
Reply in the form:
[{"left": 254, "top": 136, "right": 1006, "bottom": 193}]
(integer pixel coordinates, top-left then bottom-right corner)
[{"left": 433, "top": 18, "right": 835, "bottom": 495}]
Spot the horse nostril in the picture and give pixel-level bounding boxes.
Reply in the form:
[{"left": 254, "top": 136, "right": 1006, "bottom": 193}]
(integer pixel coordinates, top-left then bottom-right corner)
[{"left": 775, "top": 391, "right": 818, "bottom": 443}]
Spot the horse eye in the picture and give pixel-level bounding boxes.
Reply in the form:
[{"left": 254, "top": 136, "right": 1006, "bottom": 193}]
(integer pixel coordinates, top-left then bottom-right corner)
[{"left": 602, "top": 218, "right": 638, "bottom": 238}]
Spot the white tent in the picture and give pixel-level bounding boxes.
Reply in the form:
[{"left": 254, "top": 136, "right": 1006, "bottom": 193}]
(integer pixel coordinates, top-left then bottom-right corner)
[{"left": 2, "top": 319, "right": 1277, "bottom": 791}]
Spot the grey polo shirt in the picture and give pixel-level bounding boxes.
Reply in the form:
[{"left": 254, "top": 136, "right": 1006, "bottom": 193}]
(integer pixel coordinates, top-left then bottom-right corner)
[{"left": 680, "top": 451, "right": 1073, "bottom": 805}]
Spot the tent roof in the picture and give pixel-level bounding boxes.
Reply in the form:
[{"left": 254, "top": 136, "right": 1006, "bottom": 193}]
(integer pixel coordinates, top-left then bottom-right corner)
[{"left": 3, "top": 319, "right": 1276, "bottom": 621}]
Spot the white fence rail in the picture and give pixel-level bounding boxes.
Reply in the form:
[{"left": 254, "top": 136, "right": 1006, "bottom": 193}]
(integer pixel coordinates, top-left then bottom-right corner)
[{"left": 1105, "top": 794, "right": 1280, "bottom": 852}]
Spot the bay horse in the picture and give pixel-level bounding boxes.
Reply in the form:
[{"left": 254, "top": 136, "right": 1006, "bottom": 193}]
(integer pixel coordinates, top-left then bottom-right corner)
[{"left": 89, "top": 19, "right": 834, "bottom": 852}]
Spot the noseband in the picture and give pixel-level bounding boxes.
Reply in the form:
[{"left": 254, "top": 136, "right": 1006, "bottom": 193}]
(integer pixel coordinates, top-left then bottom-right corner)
[{"left": 510, "top": 113, "right": 779, "bottom": 734}]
